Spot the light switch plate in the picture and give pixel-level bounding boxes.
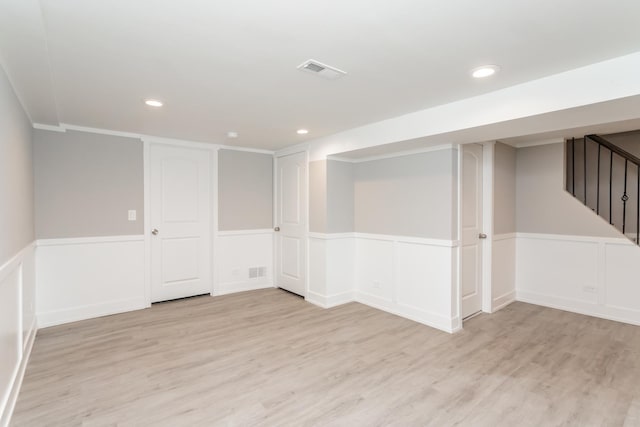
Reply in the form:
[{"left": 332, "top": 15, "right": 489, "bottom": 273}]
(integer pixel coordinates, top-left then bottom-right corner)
[{"left": 128, "top": 210, "right": 136, "bottom": 221}]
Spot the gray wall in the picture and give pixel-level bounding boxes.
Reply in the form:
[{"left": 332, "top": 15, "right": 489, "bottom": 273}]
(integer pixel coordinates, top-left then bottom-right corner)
[
  {"left": 309, "top": 160, "right": 327, "bottom": 233},
  {"left": 516, "top": 143, "right": 619, "bottom": 237},
  {"left": 354, "top": 150, "right": 457, "bottom": 239},
  {"left": 218, "top": 149, "right": 273, "bottom": 230},
  {"left": 327, "top": 160, "right": 354, "bottom": 233},
  {"left": 603, "top": 130, "right": 640, "bottom": 157},
  {"left": 0, "top": 64, "right": 34, "bottom": 264},
  {"left": 494, "top": 142, "right": 516, "bottom": 235},
  {"left": 34, "top": 129, "right": 144, "bottom": 238}
]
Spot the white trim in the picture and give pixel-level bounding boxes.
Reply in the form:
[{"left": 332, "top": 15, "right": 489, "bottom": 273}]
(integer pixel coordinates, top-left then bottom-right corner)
[
  {"left": 274, "top": 149, "right": 310, "bottom": 296},
  {"left": 141, "top": 135, "right": 219, "bottom": 151},
  {"left": 455, "top": 144, "right": 463, "bottom": 327},
  {"left": 355, "top": 232, "right": 458, "bottom": 247},
  {"left": 515, "top": 232, "right": 630, "bottom": 245},
  {"left": 0, "top": 242, "right": 35, "bottom": 284},
  {"left": 36, "top": 235, "right": 144, "bottom": 246},
  {"left": 217, "top": 144, "right": 275, "bottom": 155},
  {"left": 213, "top": 282, "right": 275, "bottom": 296},
  {"left": 217, "top": 229, "right": 273, "bottom": 237},
  {"left": 597, "top": 239, "right": 606, "bottom": 307},
  {"left": 306, "top": 291, "right": 355, "bottom": 309},
  {"left": 210, "top": 149, "right": 219, "bottom": 297},
  {"left": 492, "top": 291, "right": 516, "bottom": 312},
  {"left": 326, "top": 143, "right": 454, "bottom": 164},
  {"left": 143, "top": 140, "right": 152, "bottom": 307},
  {"left": 516, "top": 290, "right": 640, "bottom": 327},
  {"left": 505, "top": 138, "right": 565, "bottom": 149},
  {"left": 492, "top": 232, "right": 517, "bottom": 241},
  {"left": 1, "top": 318, "right": 36, "bottom": 427},
  {"left": 32, "top": 123, "right": 65, "bottom": 133},
  {"left": 307, "top": 232, "right": 354, "bottom": 240},
  {"left": 61, "top": 123, "right": 141, "bottom": 139},
  {"left": 308, "top": 231, "right": 458, "bottom": 247},
  {"left": 304, "top": 149, "right": 311, "bottom": 298},
  {"left": 37, "top": 297, "right": 147, "bottom": 328},
  {"left": 274, "top": 142, "right": 311, "bottom": 158},
  {"left": 515, "top": 232, "right": 640, "bottom": 327},
  {"left": 481, "top": 141, "right": 495, "bottom": 314},
  {"left": 355, "top": 291, "right": 456, "bottom": 333},
  {"left": 33, "top": 122, "right": 276, "bottom": 155},
  {"left": 272, "top": 155, "right": 277, "bottom": 294},
  {"left": 0, "top": 240, "right": 36, "bottom": 427}
]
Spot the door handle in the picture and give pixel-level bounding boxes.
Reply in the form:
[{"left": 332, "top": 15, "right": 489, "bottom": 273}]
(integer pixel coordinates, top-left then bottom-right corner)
[
  {"left": 274, "top": 227, "right": 280, "bottom": 232},
  {"left": 478, "top": 233, "right": 487, "bottom": 239},
  {"left": 151, "top": 228, "right": 159, "bottom": 235}
]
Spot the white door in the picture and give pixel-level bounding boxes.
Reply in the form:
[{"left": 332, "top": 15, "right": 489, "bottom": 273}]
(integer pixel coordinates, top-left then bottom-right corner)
[
  {"left": 275, "top": 151, "right": 307, "bottom": 296},
  {"left": 461, "top": 143, "right": 483, "bottom": 319},
  {"left": 150, "top": 144, "right": 211, "bottom": 302}
]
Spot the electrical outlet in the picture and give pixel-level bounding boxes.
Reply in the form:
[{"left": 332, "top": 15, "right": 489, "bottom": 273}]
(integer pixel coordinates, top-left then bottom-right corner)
[
  {"left": 373, "top": 280, "right": 381, "bottom": 289},
  {"left": 128, "top": 210, "right": 137, "bottom": 221},
  {"left": 583, "top": 286, "right": 597, "bottom": 293}
]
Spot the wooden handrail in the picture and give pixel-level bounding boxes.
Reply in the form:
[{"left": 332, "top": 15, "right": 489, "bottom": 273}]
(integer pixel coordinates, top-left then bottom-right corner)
[{"left": 585, "top": 134, "right": 640, "bottom": 167}]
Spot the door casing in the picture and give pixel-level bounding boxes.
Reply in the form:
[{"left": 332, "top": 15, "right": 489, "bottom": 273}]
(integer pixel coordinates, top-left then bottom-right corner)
[
  {"left": 143, "top": 139, "right": 218, "bottom": 306},
  {"left": 273, "top": 150, "right": 309, "bottom": 297},
  {"left": 456, "top": 141, "right": 494, "bottom": 328}
]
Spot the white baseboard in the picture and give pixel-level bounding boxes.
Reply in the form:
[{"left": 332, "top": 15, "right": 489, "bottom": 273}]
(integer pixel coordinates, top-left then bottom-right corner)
[
  {"left": 355, "top": 291, "right": 455, "bottom": 333},
  {"left": 492, "top": 291, "right": 516, "bottom": 312},
  {"left": 37, "top": 297, "right": 147, "bottom": 328},
  {"left": 516, "top": 290, "right": 640, "bottom": 327},
  {"left": 515, "top": 232, "right": 640, "bottom": 327},
  {"left": 214, "top": 282, "right": 274, "bottom": 296},
  {"left": 0, "top": 319, "right": 36, "bottom": 427},
  {"left": 306, "top": 291, "right": 355, "bottom": 309}
]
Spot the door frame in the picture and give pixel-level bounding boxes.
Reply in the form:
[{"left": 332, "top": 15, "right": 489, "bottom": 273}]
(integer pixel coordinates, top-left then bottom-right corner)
[
  {"left": 273, "top": 149, "right": 309, "bottom": 297},
  {"left": 456, "top": 141, "right": 495, "bottom": 327},
  {"left": 142, "top": 137, "right": 219, "bottom": 306}
]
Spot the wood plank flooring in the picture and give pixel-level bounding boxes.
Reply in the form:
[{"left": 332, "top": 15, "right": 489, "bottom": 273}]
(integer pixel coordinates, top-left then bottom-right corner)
[{"left": 11, "top": 289, "right": 640, "bottom": 426}]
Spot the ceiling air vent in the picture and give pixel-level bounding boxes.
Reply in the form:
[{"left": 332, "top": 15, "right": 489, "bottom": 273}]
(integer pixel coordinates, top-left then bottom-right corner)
[{"left": 297, "top": 59, "right": 347, "bottom": 80}]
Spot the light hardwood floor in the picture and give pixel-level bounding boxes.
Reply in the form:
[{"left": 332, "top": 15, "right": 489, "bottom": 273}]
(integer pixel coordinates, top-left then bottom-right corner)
[{"left": 11, "top": 289, "right": 640, "bottom": 426}]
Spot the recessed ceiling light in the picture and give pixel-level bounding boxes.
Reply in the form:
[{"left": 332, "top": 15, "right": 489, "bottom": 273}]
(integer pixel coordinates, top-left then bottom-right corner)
[
  {"left": 144, "top": 99, "right": 163, "bottom": 107},
  {"left": 227, "top": 131, "right": 238, "bottom": 138},
  {"left": 471, "top": 65, "right": 500, "bottom": 78},
  {"left": 297, "top": 129, "right": 309, "bottom": 135}
]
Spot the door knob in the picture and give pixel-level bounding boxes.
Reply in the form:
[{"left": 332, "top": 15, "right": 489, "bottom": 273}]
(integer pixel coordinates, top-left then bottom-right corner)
[
  {"left": 478, "top": 233, "right": 487, "bottom": 239},
  {"left": 151, "top": 228, "right": 159, "bottom": 235},
  {"left": 274, "top": 227, "right": 280, "bottom": 232}
]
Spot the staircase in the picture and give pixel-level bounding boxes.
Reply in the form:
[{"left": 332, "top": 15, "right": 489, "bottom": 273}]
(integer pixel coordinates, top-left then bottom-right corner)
[{"left": 566, "top": 133, "right": 640, "bottom": 244}]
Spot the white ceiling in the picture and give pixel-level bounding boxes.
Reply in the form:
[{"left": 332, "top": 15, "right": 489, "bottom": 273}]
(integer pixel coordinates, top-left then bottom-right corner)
[{"left": 1, "top": 0, "right": 640, "bottom": 149}]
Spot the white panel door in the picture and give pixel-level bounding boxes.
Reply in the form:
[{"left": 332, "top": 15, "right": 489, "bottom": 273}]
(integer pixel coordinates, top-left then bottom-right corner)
[
  {"left": 150, "top": 144, "right": 211, "bottom": 302},
  {"left": 275, "top": 151, "right": 307, "bottom": 296},
  {"left": 461, "top": 144, "right": 483, "bottom": 319}
]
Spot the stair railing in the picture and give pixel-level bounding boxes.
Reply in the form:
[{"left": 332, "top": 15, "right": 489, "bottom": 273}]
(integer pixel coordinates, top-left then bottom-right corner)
[{"left": 568, "top": 134, "right": 640, "bottom": 244}]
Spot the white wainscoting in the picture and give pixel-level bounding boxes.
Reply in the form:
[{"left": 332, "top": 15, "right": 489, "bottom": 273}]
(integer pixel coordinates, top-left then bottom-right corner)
[
  {"left": 36, "top": 236, "right": 146, "bottom": 328},
  {"left": 355, "top": 233, "right": 458, "bottom": 333},
  {"left": 0, "top": 242, "right": 37, "bottom": 427},
  {"left": 307, "top": 233, "right": 355, "bottom": 308},
  {"left": 491, "top": 233, "right": 516, "bottom": 312},
  {"left": 516, "top": 232, "right": 640, "bottom": 326},
  {"left": 215, "top": 229, "right": 274, "bottom": 295},
  {"left": 308, "top": 232, "right": 458, "bottom": 333}
]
